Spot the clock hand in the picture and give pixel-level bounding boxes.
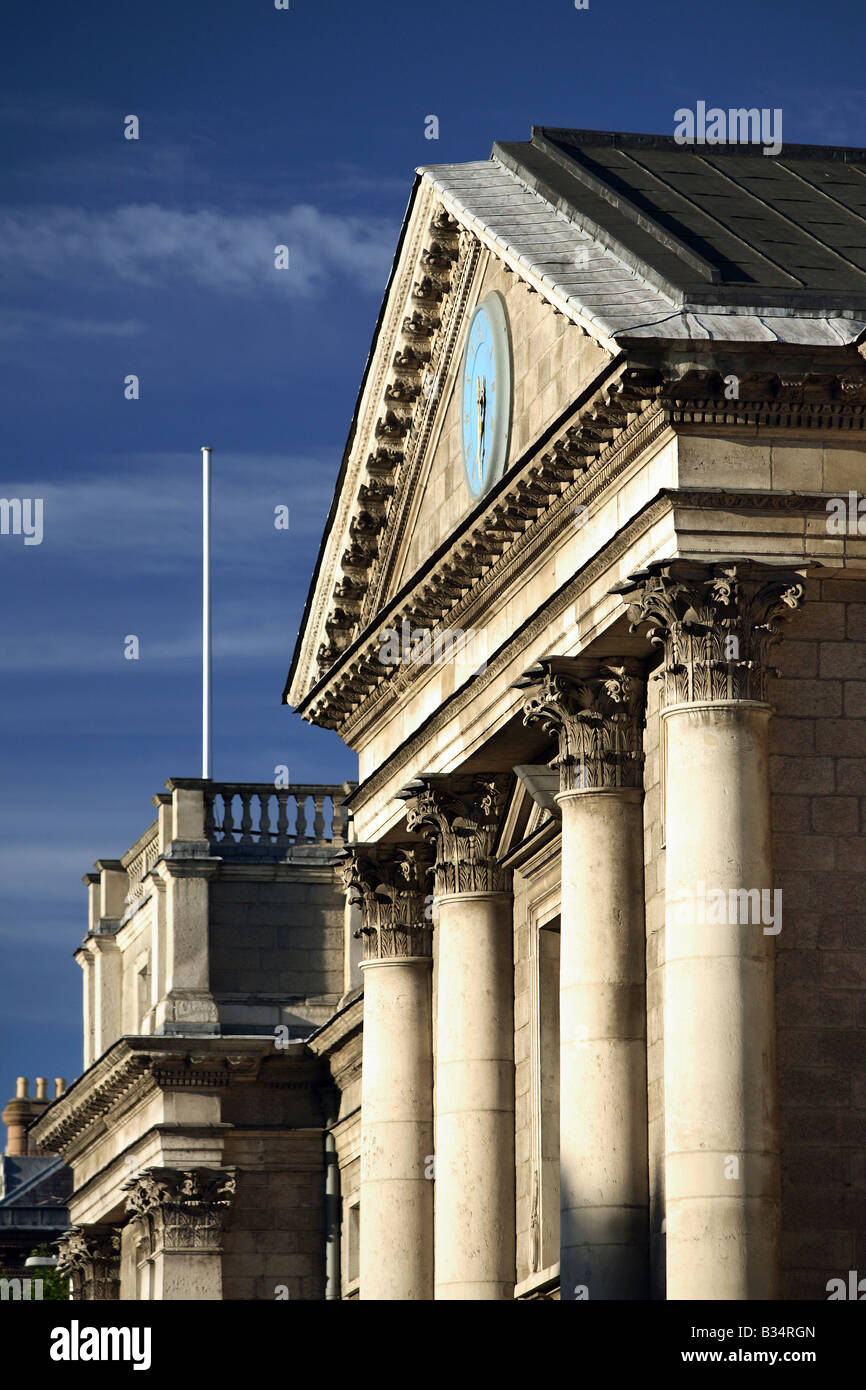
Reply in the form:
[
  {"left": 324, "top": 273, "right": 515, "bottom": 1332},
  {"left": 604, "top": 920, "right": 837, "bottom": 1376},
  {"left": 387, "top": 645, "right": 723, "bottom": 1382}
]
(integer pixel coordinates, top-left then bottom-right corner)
[{"left": 476, "top": 376, "right": 487, "bottom": 481}]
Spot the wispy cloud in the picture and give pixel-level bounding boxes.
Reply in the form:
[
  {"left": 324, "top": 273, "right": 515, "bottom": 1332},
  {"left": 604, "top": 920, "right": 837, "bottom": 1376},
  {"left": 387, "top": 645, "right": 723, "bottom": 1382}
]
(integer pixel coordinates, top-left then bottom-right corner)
[
  {"left": 0, "top": 846, "right": 96, "bottom": 907},
  {"left": 0, "top": 309, "right": 145, "bottom": 341},
  {"left": 0, "top": 451, "right": 333, "bottom": 674},
  {"left": 0, "top": 451, "right": 336, "bottom": 571},
  {"left": 0, "top": 203, "right": 394, "bottom": 295},
  {"left": 0, "top": 615, "right": 289, "bottom": 674}
]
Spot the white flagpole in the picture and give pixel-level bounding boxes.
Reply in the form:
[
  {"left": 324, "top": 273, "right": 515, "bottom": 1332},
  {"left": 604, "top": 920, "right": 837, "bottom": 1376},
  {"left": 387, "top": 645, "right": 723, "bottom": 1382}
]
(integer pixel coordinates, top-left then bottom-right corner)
[{"left": 201, "top": 446, "right": 213, "bottom": 780}]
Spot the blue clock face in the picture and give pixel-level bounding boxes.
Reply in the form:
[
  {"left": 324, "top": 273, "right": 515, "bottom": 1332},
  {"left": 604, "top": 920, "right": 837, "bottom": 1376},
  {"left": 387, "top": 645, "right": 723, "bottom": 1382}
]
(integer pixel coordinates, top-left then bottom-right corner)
[{"left": 461, "top": 292, "right": 511, "bottom": 499}]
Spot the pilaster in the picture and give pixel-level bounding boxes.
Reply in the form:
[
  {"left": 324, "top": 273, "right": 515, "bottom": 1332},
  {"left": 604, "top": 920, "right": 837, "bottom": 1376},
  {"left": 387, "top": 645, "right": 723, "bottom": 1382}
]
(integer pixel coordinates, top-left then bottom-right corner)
[{"left": 123, "top": 1166, "right": 236, "bottom": 1301}]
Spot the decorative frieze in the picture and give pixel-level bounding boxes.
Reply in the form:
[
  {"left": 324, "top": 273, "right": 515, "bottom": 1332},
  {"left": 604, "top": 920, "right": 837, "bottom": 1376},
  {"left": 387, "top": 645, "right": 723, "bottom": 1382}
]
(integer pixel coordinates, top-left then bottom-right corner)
[
  {"left": 397, "top": 775, "right": 511, "bottom": 897},
  {"left": 124, "top": 1166, "right": 236, "bottom": 1257},
  {"left": 338, "top": 845, "right": 433, "bottom": 960},
  {"left": 516, "top": 658, "right": 645, "bottom": 792},
  {"left": 56, "top": 1225, "right": 121, "bottom": 1301},
  {"left": 612, "top": 559, "right": 807, "bottom": 706}
]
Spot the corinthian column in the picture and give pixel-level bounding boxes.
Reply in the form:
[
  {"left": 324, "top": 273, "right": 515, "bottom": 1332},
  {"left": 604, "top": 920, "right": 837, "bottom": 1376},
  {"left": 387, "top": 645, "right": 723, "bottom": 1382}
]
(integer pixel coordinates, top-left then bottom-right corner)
[
  {"left": 518, "top": 658, "right": 649, "bottom": 1299},
  {"left": 617, "top": 559, "right": 806, "bottom": 1300},
  {"left": 400, "top": 776, "right": 514, "bottom": 1300},
  {"left": 123, "top": 1166, "right": 236, "bottom": 1300},
  {"left": 339, "top": 844, "right": 434, "bottom": 1301}
]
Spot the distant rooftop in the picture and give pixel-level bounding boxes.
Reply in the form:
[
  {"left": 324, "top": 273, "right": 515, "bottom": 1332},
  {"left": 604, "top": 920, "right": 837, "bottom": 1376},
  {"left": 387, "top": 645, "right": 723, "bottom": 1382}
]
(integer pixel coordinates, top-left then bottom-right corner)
[{"left": 492, "top": 127, "right": 866, "bottom": 311}]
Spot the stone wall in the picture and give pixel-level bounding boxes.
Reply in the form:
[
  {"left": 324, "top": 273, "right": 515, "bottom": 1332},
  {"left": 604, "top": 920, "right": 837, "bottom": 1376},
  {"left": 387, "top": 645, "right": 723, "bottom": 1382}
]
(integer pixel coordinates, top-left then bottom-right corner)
[
  {"left": 772, "top": 572, "right": 866, "bottom": 1298},
  {"left": 220, "top": 1135, "right": 325, "bottom": 1300},
  {"left": 209, "top": 870, "right": 344, "bottom": 1005}
]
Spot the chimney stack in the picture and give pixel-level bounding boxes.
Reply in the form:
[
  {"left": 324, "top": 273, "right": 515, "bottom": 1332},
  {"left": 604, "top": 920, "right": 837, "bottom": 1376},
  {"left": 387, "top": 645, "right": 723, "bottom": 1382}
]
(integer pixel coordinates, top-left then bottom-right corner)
[{"left": 2, "top": 1073, "right": 62, "bottom": 1155}]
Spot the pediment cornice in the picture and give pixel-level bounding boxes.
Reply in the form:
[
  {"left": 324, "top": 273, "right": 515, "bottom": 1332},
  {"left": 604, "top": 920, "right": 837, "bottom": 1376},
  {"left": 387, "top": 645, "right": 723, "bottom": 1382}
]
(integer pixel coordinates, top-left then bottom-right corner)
[
  {"left": 296, "top": 355, "right": 866, "bottom": 738},
  {"left": 288, "top": 182, "right": 473, "bottom": 702}
]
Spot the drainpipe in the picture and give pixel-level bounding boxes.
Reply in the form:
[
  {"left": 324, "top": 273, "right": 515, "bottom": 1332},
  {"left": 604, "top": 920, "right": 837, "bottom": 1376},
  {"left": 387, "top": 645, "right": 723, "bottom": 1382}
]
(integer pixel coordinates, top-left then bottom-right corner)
[{"left": 324, "top": 1124, "right": 341, "bottom": 1300}]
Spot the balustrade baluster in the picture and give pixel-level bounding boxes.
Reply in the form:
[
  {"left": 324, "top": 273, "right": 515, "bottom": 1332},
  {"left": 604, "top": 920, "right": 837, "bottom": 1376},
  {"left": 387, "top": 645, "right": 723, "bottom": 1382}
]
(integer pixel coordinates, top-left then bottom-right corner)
[
  {"left": 313, "top": 794, "right": 325, "bottom": 841},
  {"left": 220, "top": 793, "right": 234, "bottom": 843},
  {"left": 331, "top": 795, "right": 344, "bottom": 845},
  {"left": 204, "top": 791, "right": 215, "bottom": 842},
  {"left": 258, "top": 792, "right": 272, "bottom": 844},
  {"left": 240, "top": 790, "right": 253, "bottom": 844},
  {"left": 295, "top": 794, "right": 307, "bottom": 842},
  {"left": 276, "top": 790, "right": 290, "bottom": 845}
]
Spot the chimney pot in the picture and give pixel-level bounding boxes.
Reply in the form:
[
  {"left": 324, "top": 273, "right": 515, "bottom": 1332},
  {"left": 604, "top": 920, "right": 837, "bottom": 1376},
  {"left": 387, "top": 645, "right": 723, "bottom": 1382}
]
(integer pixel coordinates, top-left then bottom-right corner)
[
  {"left": 16, "top": 1077, "right": 27, "bottom": 1099},
  {"left": 35, "top": 1077, "right": 47, "bottom": 1100},
  {"left": 54, "top": 1078, "right": 66, "bottom": 1098}
]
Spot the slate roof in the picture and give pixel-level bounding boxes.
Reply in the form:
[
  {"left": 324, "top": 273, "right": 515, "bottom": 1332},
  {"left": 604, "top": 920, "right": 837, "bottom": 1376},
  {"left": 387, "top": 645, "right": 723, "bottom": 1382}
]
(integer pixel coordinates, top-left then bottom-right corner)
[
  {"left": 420, "top": 128, "right": 866, "bottom": 346},
  {"left": 0, "top": 1155, "right": 71, "bottom": 1210}
]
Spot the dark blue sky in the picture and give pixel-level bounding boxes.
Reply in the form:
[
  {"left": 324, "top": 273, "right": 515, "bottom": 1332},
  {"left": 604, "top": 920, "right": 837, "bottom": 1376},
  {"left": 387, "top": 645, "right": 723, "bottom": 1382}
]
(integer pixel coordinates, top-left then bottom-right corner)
[{"left": 1, "top": 0, "right": 862, "bottom": 1116}]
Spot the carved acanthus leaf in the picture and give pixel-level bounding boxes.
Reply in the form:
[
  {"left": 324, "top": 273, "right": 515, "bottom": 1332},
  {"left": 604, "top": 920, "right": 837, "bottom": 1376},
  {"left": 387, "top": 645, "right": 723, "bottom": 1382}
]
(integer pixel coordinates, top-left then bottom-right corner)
[
  {"left": 519, "top": 659, "right": 645, "bottom": 792},
  {"left": 613, "top": 560, "right": 807, "bottom": 705},
  {"left": 338, "top": 844, "right": 433, "bottom": 960},
  {"left": 400, "top": 775, "right": 511, "bottom": 896}
]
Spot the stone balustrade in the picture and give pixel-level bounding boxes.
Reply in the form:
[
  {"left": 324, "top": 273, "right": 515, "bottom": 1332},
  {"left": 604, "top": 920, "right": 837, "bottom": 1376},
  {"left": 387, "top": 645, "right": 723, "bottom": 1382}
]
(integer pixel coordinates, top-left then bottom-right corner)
[
  {"left": 202, "top": 782, "right": 352, "bottom": 851},
  {"left": 96, "top": 780, "right": 355, "bottom": 928}
]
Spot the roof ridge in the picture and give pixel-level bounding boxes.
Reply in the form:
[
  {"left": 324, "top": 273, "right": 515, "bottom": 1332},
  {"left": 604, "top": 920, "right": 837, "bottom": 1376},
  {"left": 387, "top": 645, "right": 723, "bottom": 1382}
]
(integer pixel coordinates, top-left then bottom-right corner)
[{"left": 532, "top": 126, "right": 866, "bottom": 162}]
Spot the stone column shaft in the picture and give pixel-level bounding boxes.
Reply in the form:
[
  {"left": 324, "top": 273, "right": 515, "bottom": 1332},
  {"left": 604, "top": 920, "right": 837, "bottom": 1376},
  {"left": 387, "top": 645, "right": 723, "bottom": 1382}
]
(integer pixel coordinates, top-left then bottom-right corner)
[
  {"left": 435, "top": 889, "right": 514, "bottom": 1299},
  {"left": 520, "top": 659, "right": 649, "bottom": 1299},
  {"left": 341, "top": 846, "right": 434, "bottom": 1301},
  {"left": 663, "top": 702, "right": 778, "bottom": 1299},
  {"left": 404, "top": 776, "right": 515, "bottom": 1300},
  {"left": 618, "top": 559, "right": 807, "bottom": 1300}
]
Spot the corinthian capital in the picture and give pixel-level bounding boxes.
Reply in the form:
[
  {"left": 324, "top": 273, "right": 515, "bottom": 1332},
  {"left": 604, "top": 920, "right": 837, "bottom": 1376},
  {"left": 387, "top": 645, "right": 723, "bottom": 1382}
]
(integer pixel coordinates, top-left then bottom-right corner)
[
  {"left": 338, "top": 844, "right": 433, "bottom": 960},
  {"left": 515, "top": 658, "right": 645, "bottom": 793},
  {"left": 124, "top": 1166, "right": 236, "bottom": 1255},
  {"left": 396, "top": 775, "right": 511, "bottom": 897},
  {"left": 612, "top": 559, "right": 807, "bottom": 706},
  {"left": 56, "top": 1225, "right": 121, "bottom": 1301}
]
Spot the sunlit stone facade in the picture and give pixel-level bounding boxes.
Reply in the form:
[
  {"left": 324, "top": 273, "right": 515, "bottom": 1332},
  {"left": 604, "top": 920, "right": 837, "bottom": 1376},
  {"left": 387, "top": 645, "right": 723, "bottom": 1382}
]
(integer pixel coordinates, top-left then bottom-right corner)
[{"left": 36, "top": 129, "right": 866, "bottom": 1300}]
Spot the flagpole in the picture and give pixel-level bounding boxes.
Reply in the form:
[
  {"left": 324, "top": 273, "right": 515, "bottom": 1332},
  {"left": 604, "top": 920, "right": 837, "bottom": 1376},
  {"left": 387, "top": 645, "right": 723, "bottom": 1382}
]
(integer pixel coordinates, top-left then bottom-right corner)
[{"left": 201, "top": 446, "right": 212, "bottom": 780}]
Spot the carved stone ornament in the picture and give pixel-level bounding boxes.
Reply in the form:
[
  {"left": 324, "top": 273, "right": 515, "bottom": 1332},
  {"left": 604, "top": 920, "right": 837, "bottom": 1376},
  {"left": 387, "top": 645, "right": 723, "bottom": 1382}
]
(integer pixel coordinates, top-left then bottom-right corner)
[
  {"left": 398, "top": 775, "right": 511, "bottom": 897},
  {"left": 517, "top": 659, "right": 645, "bottom": 793},
  {"left": 338, "top": 844, "right": 433, "bottom": 960},
  {"left": 123, "top": 1166, "right": 236, "bottom": 1256},
  {"left": 612, "top": 559, "right": 807, "bottom": 706},
  {"left": 56, "top": 1225, "right": 121, "bottom": 1301}
]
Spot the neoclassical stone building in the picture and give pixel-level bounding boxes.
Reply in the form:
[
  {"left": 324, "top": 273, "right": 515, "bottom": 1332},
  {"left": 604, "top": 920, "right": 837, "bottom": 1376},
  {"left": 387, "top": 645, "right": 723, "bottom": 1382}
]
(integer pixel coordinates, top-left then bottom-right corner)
[
  {"left": 31, "top": 779, "right": 354, "bottom": 1300},
  {"left": 34, "top": 128, "right": 866, "bottom": 1303},
  {"left": 286, "top": 128, "right": 866, "bottom": 1301}
]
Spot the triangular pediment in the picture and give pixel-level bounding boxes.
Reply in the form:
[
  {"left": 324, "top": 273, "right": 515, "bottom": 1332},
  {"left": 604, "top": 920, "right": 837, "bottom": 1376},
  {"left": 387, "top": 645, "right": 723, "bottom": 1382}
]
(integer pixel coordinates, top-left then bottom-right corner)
[{"left": 284, "top": 170, "right": 620, "bottom": 716}]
